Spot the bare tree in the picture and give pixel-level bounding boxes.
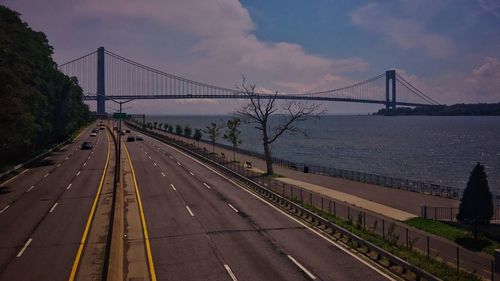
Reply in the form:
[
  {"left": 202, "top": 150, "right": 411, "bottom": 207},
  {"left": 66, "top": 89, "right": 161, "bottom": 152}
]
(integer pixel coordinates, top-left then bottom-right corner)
[{"left": 237, "top": 78, "right": 323, "bottom": 175}]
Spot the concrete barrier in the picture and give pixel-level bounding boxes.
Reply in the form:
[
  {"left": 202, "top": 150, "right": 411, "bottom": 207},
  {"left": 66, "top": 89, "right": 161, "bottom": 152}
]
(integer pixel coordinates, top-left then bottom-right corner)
[{"left": 495, "top": 249, "right": 500, "bottom": 273}]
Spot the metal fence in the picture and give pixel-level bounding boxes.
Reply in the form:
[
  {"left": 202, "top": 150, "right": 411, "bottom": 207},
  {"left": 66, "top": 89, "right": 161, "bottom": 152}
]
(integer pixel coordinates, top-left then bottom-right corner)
[
  {"left": 138, "top": 120, "right": 500, "bottom": 204},
  {"left": 421, "top": 205, "right": 500, "bottom": 224},
  {"left": 132, "top": 122, "right": 498, "bottom": 280}
]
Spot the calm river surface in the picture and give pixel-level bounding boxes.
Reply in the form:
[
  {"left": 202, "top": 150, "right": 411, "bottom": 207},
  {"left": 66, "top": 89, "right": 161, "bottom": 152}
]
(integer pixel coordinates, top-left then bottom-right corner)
[{"left": 146, "top": 115, "right": 500, "bottom": 192}]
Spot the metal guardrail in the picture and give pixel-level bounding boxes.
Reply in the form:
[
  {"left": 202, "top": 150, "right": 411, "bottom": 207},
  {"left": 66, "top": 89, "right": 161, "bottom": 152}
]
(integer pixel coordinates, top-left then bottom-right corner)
[
  {"left": 0, "top": 139, "right": 71, "bottom": 180},
  {"left": 128, "top": 121, "right": 442, "bottom": 281}
]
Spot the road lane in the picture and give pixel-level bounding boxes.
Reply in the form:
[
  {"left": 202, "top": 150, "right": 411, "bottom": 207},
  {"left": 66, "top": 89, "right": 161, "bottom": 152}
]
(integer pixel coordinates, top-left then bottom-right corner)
[
  {"left": 126, "top": 128, "right": 391, "bottom": 281},
  {"left": 0, "top": 126, "right": 110, "bottom": 281}
]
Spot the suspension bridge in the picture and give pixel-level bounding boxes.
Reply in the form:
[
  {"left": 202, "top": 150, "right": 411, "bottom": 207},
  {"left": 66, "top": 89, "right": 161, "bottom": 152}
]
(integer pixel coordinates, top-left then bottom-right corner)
[{"left": 58, "top": 47, "right": 440, "bottom": 115}]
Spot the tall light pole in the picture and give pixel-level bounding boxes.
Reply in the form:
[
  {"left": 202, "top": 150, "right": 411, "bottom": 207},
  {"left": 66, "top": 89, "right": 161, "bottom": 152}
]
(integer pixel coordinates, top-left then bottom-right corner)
[{"left": 110, "top": 99, "right": 133, "bottom": 178}]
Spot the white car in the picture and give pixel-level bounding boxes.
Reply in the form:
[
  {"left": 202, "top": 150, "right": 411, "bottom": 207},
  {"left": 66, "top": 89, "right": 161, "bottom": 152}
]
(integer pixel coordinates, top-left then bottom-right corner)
[{"left": 90, "top": 132, "right": 97, "bottom": 137}]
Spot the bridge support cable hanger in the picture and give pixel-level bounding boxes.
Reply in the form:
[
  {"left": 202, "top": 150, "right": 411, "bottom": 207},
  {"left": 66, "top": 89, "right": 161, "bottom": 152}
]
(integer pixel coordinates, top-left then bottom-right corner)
[{"left": 57, "top": 47, "right": 440, "bottom": 114}]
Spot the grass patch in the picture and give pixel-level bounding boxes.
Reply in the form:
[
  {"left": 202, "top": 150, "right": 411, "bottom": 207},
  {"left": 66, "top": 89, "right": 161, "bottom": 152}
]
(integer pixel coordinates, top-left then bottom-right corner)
[
  {"left": 405, "top": 217, "right": 500, "bottom": 255},
  {"left": 261, "top": 172, "right": 283, "bottom": 178},
  {"left": 290, "top": 199, "right": 482, "bottom": 281}
]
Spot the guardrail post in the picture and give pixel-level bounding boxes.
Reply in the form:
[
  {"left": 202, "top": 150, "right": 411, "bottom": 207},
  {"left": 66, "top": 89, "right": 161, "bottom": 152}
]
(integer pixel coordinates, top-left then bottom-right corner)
[
  {"left": 456, "top": 247, "right": 460, "bottom": 274},
  {"left": 495, "top": 249, "right": 500, "bottom": 274},
  {"left": 382, "top": 219, "right": 385, "bottom": 238},
  {"left": 427, "top": 236, "right": 430, "bottom": 257}
]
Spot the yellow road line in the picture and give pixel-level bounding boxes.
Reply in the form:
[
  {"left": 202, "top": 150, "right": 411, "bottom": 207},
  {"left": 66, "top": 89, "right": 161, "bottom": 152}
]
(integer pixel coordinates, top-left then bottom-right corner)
[
  {"left": 68, "top": 130, "right": 111, "bottom": 281},
  {"left": 123, "top": 143, "right": 157, "bottom": 281}
]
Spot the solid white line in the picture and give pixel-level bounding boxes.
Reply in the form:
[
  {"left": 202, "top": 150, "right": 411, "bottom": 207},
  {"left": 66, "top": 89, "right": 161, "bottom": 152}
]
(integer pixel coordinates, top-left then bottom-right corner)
[
  {"left": 83, "top": 162, "right": 87, "bottom": 167},
  {"left": 154, "top": 162, "right": 157, "bottom": 167},
  {"left": 161, "top": 172, "right": 166, "bottom": 177},
  {"left": 227, "top": 203, "right": 239, "bottom": 213},
  {"left": 203, "top": 183, "right": 211, "bottom": 189},
  {"left": 0, "top": 169, "right": 30, "bottom": 187},
  {"left": 16, "top": 238, "right": 33, "bottom": 258},
  {"left": 148, "top": 136, "right": 395, "bottom": 281},
  {"left": 176, "top": 162, "right": 182, "bottom": 166},
  {"left": 76, "top": 171, "right": 81, "bottom": 176},
  {"left": 185, "top": 205, "right": 194, "bottom": 217},
  {"left": 287, "top": 255, "right": 316, "bottom": 280},
  {"left": 49, "top": 202, "right": 58, "bottom": 213},
  {"left": 66, "top": 183, "right": 73, "bottom": 190},
  {"left": 26, "top": 185, "right": 35, "bottom": 193},
  {"left": 0, "top": 205, "right": 10, "bottom": 214},
  {"left": 224, "top": 264, "right": 239, "bottom": 281},
  {"left": 170, "top": 184, "right": 176, "bottom": 191},
  {"left": 43, "top": 173, "right": 50, "bottom": 178},
  {"left": 189, "top": 171, "right": 194, "bottom": 176}
]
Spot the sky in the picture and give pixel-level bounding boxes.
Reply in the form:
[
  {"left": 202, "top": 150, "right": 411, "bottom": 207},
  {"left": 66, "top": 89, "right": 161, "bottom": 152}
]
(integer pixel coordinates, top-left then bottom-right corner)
[{"left": 2, "top": 0, "right": 500, "bottom": 114}]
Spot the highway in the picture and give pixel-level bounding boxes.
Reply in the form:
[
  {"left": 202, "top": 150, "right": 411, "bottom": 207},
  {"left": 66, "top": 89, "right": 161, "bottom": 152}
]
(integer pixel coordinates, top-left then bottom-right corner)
[
  {"left": 124, "top": 125, "right": 393, "bottom": 281},
  {"left": 0, "top": 124, "right": 110, "bottom": 281}
]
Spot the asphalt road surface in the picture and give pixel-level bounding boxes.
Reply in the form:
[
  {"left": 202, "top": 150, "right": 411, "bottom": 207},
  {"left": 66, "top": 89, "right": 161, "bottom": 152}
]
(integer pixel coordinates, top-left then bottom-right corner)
[
  {"left": 0, "top": 124, "right": 110, "bottom": 281},
  {"left": 124, "top": 125, "right": 394, "bottom": 281}
]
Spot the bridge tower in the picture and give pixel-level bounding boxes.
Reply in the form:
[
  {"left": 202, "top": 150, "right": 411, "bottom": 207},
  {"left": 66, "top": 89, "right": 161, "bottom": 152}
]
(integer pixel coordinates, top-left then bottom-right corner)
[
  {"left": 97, "top": 47, "right": 106, "bottom": 115},
  {"left": 385, "top": 70, "right": 396, "bottom": 110}
]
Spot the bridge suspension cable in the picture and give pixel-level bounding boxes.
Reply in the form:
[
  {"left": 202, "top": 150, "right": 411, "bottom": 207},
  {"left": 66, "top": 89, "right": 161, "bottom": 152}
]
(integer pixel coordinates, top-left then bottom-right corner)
[{"left": 57, "top": 47, "right": 440, "bottom": 108}]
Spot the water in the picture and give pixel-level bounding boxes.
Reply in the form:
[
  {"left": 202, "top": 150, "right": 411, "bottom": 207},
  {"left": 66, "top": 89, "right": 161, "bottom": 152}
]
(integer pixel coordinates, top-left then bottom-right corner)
[{"left": 145, "top": 115, "right": 500, "bottom": 192}]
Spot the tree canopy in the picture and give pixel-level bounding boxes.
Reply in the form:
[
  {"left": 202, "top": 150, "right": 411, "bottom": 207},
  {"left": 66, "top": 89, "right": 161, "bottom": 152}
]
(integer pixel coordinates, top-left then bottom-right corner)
[{"left": 0, "top": 5, "right": 90, "bottom": 169}]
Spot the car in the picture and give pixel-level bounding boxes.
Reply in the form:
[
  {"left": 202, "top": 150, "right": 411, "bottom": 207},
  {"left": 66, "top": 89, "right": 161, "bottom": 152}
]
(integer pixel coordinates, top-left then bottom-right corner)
[
  {"left": 120, "top": 131, "right": 126, "bottom": 136},
  {"left": 92, "top": 128, "right": 99, "bottom": 133},
  {"left": 90, "top": 132, "right": 97, "bottom": 137},
  {"left": 136, "top": 135, "right": 144, "bottom": 141},
  {"left": 125, "top": 129, "right": 131, "bottom": 133},
  {"left": 81, "top": 142, "right": 93, "bottom": 150},
  {"left": 126, "top": 136, "right": 135, "bottom": 142}
]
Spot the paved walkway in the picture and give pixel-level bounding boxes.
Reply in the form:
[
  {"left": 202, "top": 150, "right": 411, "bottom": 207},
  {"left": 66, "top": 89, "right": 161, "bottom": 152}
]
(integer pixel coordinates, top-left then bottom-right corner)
[{"left": 154, "top": 130, "right": 459, "bottom": 218}]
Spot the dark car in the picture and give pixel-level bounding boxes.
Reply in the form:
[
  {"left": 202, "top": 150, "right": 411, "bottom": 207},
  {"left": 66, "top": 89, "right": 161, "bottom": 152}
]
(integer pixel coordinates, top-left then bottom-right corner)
[
  {"left": 125, "top": 129, "right": 131, "bottom": 133},
  {"left": 81, "top": 142, "right": 93, "bottom": 150},
  {"left": 126, "top": 136, "right": 135, "bottom": 142},
  {"left": 92, "top": 128, "right": 99, "bottom": 133},
  {"left": 136, "top": 135, "right": 144, "bottom": 141}
]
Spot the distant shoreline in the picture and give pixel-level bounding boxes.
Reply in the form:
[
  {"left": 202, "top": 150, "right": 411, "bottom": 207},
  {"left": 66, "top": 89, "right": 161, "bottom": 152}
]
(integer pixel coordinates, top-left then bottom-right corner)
[{"left": 374, "top": 103, "right": 500, "bottom": 116}]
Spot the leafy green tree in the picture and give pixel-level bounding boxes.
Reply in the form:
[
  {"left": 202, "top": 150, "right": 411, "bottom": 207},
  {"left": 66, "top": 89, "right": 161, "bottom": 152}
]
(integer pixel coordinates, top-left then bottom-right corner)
[
  {"left": 457, "top": 163, "right": 494, "bottom": 239},
  {"left": 193, "top": 128, "right": 203, "bottom": 146},
  {"left": 175, "top": 124, "right": 183, "bottom": 135},
  {"left": 223, "top": 118, "right": 242, "bottom": 161},
  {"left": 153, "top": 121, "right": 158, "bottom": 130},
  {"left": 0, "top": 5, "right": 90, "bottom": 169},
  {"left": 163, "top": 123, "right": 169, "bottom": 132},
  {"left": 168, "top": 124, "right": 174, "bottom": 133},
  {"left": 204, "top": 122, "right": 222, "bottom": 153},
  {"left": 183, "top": 124, "right": 192, "bottom": 138},
  {"left": 146, "top": 122, "right": 152, "bottom": 129}
]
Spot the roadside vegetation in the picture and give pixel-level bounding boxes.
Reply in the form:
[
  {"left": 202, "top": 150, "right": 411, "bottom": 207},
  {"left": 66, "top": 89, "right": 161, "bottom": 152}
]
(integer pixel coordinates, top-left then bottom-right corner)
[{"left": 0, "top": 5, "right": 91, "bottom": 171}]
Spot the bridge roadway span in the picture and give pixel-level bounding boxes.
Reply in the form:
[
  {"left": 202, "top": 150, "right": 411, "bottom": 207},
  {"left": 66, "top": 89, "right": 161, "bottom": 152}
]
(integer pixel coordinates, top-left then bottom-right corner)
[
  {"left": 124, "top": 124, "right": 393, "bottom": 281},
  {"left": 0, "top": 124, "right": 109, "bottom": 281}
]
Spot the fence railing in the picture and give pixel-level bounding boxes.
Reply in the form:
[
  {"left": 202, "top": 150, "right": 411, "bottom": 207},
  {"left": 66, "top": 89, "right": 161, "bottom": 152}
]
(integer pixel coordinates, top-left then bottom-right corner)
[
  {"left": 136, "top": 119, "right": 500, "bottom": 204},
  {"left": 421, "top": 205, "right": 500, "bottom": 224},
  {"left": 130, "top": 121, "right": 498, "bottom": 280}
]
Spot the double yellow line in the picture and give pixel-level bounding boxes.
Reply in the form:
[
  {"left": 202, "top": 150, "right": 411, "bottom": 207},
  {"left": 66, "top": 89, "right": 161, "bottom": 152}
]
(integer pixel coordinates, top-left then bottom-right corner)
[
  {"left": 68, "top": 130, "right": 111, "bottom": 280},
  {"left": 123, "top": 143, "right": 157, "bottom": 281}
]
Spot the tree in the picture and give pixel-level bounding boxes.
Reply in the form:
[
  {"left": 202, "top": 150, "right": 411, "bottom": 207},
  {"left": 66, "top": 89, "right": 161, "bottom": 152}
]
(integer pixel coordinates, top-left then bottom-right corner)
[
  {"left": 175, "top": 124, "right": 183, "bottom": 135},
  {"left": 457, "top": 163, "right": 493, "bottom": 239},
  {"left": 223, "top": 118, "right": 242, "bottom": 162},
  {"left": 153, "top": 121, "right": 158, "bottom": 130},
  {"left": 183, "top": 124, "right": 192, "bottom": 138},
  {"left": 204, "top": 122, "right": 222, "bottom": 153},
  {"left": 163, "top": 123, "right": 169, "bottom": 132},
  {"left": 146, "top": 122, "right": 152, "bottom": 129},
  {"left": 237, "top": 78, "right": 322, "bottom": 175},
  {"left": 168, "top": 124, "right": 174, "bottom": 134},
  {"left": 193, "top": 128, "right": 203, "bottom": 146}
]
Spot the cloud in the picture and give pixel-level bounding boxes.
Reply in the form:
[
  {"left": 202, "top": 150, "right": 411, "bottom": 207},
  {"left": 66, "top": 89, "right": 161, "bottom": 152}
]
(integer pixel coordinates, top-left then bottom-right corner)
[
  {"left": 477, "top": 0, "right": 500, "bottom": 18},
  {"left": 74, "top": 0, "right": 366, "bottom": 96},
  {"left": 350, "top": 3, "right": 454, "bottom": 58}
]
